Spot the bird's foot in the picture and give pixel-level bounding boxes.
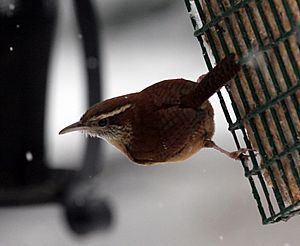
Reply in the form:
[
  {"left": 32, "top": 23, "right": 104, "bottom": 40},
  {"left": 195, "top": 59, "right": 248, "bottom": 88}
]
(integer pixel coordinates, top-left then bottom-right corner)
[
  {"left": 228, "top": 148, "right": 251, "bottom": 160},
  {"left": 204, "top": 140, "right": 256, "bottom": 161}
]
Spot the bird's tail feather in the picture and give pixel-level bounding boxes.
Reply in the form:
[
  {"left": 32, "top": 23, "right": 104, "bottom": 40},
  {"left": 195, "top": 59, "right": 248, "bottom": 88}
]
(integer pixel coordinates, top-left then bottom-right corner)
[{"left": 181, "top": 54, "right": 241, "bottom": 109}]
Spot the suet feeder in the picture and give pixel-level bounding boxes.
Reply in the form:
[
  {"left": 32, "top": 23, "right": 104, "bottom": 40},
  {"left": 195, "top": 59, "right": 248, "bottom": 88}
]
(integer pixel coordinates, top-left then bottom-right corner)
[{"left": 184, "top": 0, "right": 300, "bottom": 224}]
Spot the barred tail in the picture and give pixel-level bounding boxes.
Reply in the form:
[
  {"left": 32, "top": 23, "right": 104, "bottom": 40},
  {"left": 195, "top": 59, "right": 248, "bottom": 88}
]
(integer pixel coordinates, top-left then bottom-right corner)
[{"left": 180, "top": 54, "right": 241, "bottom": 109}]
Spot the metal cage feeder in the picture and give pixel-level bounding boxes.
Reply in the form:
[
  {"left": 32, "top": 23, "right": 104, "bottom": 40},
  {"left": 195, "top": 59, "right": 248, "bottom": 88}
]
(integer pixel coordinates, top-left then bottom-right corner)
[{"left": 184, "top": 0, "right": 300, "bottom": 224}]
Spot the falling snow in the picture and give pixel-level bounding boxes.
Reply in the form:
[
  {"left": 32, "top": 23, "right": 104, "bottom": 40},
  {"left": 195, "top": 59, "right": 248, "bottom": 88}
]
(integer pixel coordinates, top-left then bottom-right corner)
[
  {"left": 25, "top": 151, "right": 33, "bottom": 162},
  {"left": 219, "top": 235, "right": 224, "bottom": 241},
  {"left": 9, "top": 46, "right": 13, "bottom": 51},
  {"left": 0, "top": 0, "right": 18, "bottom": 16},
  {"left": 8, "top": 3, "right": 15, "bottom": 10}
]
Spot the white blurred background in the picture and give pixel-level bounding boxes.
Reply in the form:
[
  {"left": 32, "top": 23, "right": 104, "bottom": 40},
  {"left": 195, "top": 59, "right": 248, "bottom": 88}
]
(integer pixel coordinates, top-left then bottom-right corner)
[{"left": 1, "top": 0, "right": 299, "bottom": 245}]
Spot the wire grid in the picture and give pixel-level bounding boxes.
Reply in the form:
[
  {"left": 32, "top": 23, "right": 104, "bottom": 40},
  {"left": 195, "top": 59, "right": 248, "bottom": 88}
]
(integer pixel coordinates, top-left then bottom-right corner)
[{"left": 184, "top": 0, "right": 300, "bottom": 224}]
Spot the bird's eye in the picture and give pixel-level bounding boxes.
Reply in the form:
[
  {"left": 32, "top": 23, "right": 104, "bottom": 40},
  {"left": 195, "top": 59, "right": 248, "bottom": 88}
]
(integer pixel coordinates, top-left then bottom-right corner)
[{"left": 98, "top": 118, "right": 109, "bottom": 127}]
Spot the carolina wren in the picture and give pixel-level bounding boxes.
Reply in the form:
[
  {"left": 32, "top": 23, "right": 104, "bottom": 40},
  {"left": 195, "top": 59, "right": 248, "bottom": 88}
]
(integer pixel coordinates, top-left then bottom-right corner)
[{"left": 60, "top": 54, "right": 246, "bottom": 165}]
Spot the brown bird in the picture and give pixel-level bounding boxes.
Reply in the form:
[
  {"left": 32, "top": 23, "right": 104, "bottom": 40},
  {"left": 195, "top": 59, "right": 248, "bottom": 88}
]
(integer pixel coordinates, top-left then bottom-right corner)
[{"left": 60, "top": 54, "right": 246, "bottom": 165}]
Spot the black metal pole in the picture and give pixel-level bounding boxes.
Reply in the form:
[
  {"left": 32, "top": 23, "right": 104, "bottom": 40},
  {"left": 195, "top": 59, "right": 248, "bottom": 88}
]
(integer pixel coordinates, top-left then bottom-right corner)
[
  {"left": 0, "top": 0, "right": 57, "bottom": 186},
  {"left": 63, "top": 0, "right": 112, "bottom": 234},
  {"left": 73, "top": 0, "right": 102, "bottom": 180}
]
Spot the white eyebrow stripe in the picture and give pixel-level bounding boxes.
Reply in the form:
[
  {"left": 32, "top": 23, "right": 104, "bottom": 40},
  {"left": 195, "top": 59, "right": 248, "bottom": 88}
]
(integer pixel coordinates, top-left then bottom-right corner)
[{"left": 90, "top": 103, "right": 132, "bottom": 121}]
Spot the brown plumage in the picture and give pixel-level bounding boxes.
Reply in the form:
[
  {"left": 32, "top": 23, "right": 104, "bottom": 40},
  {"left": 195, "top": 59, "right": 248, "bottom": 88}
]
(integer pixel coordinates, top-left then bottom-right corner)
[{"left": 60, "top": 54, "right": 245, "bottom": 165}]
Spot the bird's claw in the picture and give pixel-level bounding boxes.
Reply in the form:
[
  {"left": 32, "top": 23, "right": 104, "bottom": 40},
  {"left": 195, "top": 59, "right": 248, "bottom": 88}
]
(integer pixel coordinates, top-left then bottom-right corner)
[{"left": 229, "top": 148, "right": 257, "bottom": 160}]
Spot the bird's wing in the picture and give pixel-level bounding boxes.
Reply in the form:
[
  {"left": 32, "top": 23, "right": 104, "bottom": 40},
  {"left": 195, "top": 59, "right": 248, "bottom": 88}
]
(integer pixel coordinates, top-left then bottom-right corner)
[
  {"left": 129, "top": 106, "right": 200, "bottom": 164},
  {"left": 141, "top": 78, "right": 197, "bottom": 109}
]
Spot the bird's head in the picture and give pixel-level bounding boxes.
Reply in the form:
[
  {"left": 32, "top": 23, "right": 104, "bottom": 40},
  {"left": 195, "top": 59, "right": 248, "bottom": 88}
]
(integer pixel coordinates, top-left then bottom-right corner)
[{"left": 59, "top": 94, "right": 136, "bottom": 146}]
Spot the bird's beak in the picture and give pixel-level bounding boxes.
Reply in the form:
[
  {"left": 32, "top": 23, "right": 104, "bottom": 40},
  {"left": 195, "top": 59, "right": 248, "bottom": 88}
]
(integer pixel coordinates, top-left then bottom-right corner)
[{"left": 59, "top": 121, "right": 87, "bottom": 135}]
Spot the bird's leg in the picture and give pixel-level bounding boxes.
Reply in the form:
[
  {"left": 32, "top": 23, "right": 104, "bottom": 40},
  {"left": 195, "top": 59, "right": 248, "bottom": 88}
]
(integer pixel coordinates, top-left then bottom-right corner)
[{"left": 204, "top": 139, "right": 250, "bottom": 160}]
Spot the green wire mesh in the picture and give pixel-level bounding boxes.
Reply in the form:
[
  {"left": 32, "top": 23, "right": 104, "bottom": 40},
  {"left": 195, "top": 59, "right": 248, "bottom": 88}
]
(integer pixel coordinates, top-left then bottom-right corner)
[{"left": 184, "top": 0, "right": 300, "bottom": 224}]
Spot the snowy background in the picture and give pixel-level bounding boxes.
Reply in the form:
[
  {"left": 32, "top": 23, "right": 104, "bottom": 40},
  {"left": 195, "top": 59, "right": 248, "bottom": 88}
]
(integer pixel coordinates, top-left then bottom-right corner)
[{"left": 1, "top": 0, "right": 299, "bottom": 245}]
